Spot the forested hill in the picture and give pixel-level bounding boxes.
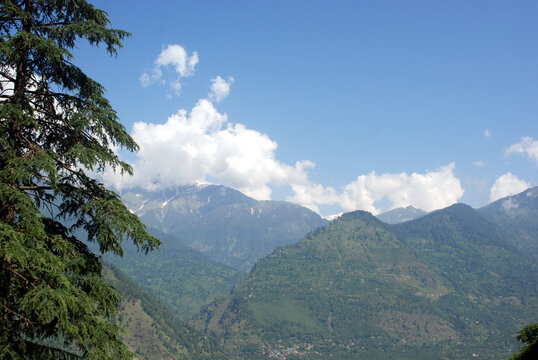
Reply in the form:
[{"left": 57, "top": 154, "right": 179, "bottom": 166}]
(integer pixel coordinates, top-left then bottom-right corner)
[
  {"left": 120, "top": 184, "right": 328, "bottom": 271},
  {"left": 105, "top": 264, "right": 229, "bottom": 360},
  {"left": 478, "top": 186, "right": 538, "bottom": 257},
  {"left": 192, "top": 203, "right": 537, "bottom": 359},
  {"left": 108, "top": 229, "right": 242, "bottom": 320}
]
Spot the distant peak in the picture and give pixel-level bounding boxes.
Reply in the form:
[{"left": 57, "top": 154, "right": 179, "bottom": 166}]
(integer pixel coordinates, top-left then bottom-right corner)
[
  {"left": 376, "top": 206, "right": 427, "bottom": 224},
  {"left": 429, "top": 203, "right": 475, "bottom": 216},
  {"left": 194, "top": 181, "right": 212, "bottom": 189},
  {"left": 445, "top": 202, "right": 473, "bottom": 210},
  {"left": 417, "top": 203, "right": 480, "bottom": 223},
  {"left": 338, "top": 210, "right": 380, "bottom": 223}
]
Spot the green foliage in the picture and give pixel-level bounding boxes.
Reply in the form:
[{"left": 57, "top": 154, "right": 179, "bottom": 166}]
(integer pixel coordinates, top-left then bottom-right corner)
[
  {"left": 509, "top": 323, "right": 538, "bottom": 360},
  {"left": 0, "top": 1, "right": 159, "bottom": 358}
]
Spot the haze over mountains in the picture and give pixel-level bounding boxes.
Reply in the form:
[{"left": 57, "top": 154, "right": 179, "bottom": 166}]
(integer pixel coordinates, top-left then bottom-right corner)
[
  {"left": 478, "top": 186, "right": 538, "bottom": 257},
  {"left": 107, "top": 185, "right": 537, "bottom": 359},
  {"left": 110, "top": 184, "right": 327, "bottom": 318},
  {"left": 108, "top": 230, "right": 242, "bottom": 320},
  {"left": 120, "top": 184, "right": 327, "bottom": 271}
]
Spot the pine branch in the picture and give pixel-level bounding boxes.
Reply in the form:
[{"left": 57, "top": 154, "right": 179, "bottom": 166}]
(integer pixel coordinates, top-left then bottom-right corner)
[
  {"left": 1, "top": 304, "right": 35, "bottom": 328},
  {"left": 6, "top": 266, "right": 37, "bottom": 289}
]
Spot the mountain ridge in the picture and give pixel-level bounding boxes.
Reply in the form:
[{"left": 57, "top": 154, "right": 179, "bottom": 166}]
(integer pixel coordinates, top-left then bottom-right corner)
[
  {"left": 192, "top": 195, "right": 538, "bottom": 359},
  {"left": 478, "top": 186, "right": 538, "bottom": 257},
  {"left": 376, "top": 205, "right": 427, "bottom": 224},
  {"left": 120, "top": 184, "right": 328, "bottom": 271}
]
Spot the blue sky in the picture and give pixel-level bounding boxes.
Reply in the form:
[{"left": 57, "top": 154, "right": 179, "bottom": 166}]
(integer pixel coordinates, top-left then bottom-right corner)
[{"left": 78, "top": 0, "right": 537, "bottom": 216}]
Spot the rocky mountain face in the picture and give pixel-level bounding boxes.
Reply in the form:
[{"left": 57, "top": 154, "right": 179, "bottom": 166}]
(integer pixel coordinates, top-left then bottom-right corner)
[
  {"left": 192, "top": 202, "right": 537, "bottom": 359},
  {"left": 376, "top": 205, "right": 427, "bottom": 224},
  {"left": 120, "top": 184, "right": 328, "bottom": 271}
]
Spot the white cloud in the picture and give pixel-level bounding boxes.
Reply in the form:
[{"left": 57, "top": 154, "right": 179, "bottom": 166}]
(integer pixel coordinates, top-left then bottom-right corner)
[
  {"left": 473, "top": 160, "right": 485, "bottom": 167},
  {"left": 109, "top": 66, "right": 467, "bottom": 216},
  {"left": 209, "top": 76, "right": 234, "bottom": 102},
  {"left": 288, "top": 175, "right": 340, "bottom": 214},
  {"left": 505, "top": 136, "right": 538, "bottom": 165},
  {"left": 339, "top": 163, "right": 463, "bottom": 214},
  {"left": 489, "top": 172, "right": 530, "bottom": 202},
  {"left": 140, "top": 44, "right": 198, "bottom": 94},
  {"left": 284, "top": 163, "right": 464, "bottom": 215},
  {"left": 103, "top": 90, "right": 464, "bottom": 216},
  {"left": 484, "top": 129, "right": 492, "bottom": 138},
  {"left": 103, "top": 98, "right": 300, "bottom": 199}
]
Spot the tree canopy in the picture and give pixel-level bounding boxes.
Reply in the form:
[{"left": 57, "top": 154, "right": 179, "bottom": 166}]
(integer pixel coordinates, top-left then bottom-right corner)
[
  {"left": 0, "top": 0, "right": 160, "bottom": 358},
  {"left": 510, "top": 323, "right": 538, "bottom": 360}
]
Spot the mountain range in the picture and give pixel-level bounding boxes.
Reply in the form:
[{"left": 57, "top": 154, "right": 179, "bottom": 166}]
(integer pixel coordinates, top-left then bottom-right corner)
[
  {"left": 110, "top": 184, "right": 327, "bottom": 319},
  {"left": 101, "top": 185, "right": 537, "bottom": 359},
  {"left": 191, "top": 189, "right": 538, "bottom": 359},
  {"left": 120, "top": 184, "right": 328, "bottom": 271}
]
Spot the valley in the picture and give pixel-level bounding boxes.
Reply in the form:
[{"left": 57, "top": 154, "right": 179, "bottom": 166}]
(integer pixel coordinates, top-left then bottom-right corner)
[{"left": 109, "top": 185, "right": 537, "bottom": 359}]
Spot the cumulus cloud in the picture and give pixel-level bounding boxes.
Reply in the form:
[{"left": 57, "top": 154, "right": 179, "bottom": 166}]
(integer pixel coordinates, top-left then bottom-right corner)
[
  {"left": 489, "top": 173, "right": 530, "bottom": 202},
  {"left": 287, "top": 163, "right": 464, "bottom": 215},
  {"left": 209, "top": 76, "right": 234, "bottom": 102},
  {"left": 102, "top": 98, "right": 299, "bottom": 199},
  {"left": 140, "top": 44, "right": 198, "bottom": 94},
  {"left": 473, "top": 160, "right": 485, "bottom": 167},
  {"left": 484, "top": 129, "right": 492, "bottom": 138},
  {"left": 347, "top": 164, "right": 463, "bottom": 213},
  {"left": 505, "top": 136, "right": 538, "bottom": 165},
  {"left": 109, "top": 52, "right": 467, "bottom": 215},
  {"left": 102, "top": 89, "right": 464, "bottom": 215}
]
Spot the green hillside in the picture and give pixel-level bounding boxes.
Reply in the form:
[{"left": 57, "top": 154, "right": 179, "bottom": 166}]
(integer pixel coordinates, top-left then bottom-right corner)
[
  {"left": 105, "top": 265, "right": 229, "bottom": 360},
  {"left": 192, "top": 206, "right": 537, "bottom": 359},
  {"left": 108, "top": 230, "right": 242, "bottom": 320},
  {"left": 478, "top": 186, "right": 538, "bottom": 257}
]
